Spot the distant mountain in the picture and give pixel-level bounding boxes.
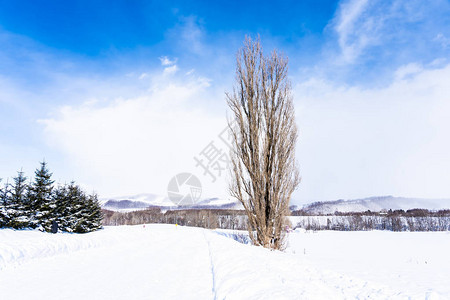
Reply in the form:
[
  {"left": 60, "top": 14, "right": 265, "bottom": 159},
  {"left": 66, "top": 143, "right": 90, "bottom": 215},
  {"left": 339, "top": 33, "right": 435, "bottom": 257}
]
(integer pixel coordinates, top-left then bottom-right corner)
[
  {"left": 301, "top": 196, "right": 450, "bottom": 214},
  {"left": 101, "top": 193, "right": 242, "bottom": 212},
  {"left": 102, "top": 200, "right": 154, "bottom": 210}
]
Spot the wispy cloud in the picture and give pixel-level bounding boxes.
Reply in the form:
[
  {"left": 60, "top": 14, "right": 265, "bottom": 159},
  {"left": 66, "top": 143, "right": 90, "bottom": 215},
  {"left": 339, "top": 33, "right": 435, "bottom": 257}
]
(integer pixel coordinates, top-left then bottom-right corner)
[
  {"left": 168, "top": 16, "right": 206, "bottom": 56},
  {"left": 163, "top": 64, "right": 179, "bottom": 76},
  {"left": 333, "top": 0, "right": 372, "bottom": 63},
  {"left": 434, "top": 33, "right": 450, "bottom": 49},
  {"left": 393, "top": 62, "right": 423, "bottom": 80},
  {"left": 330, "top": 0, "right": 450, "bottom": 65},
  {"left": 159, "top": 56, "right": 177, "bottom": 66}
]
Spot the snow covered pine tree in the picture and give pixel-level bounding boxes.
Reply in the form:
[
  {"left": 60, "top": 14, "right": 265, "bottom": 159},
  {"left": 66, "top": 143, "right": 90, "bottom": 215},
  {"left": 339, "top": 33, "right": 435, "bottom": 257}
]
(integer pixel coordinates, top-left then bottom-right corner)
[
  {"left": 1, "top": 161, "right": 103, "bottom": 233},
  {"left": 73, "top": 189, "right": 103, "bottom": 233},
  {"left": 28, "top": 161, "right": 55, "bottom": 231},
  {"left": 53, "top": 182, "right": 103, "bottom": 233},
  {"left": 8, "top": 170, "right": 30, "bottom": 229},
  {"left": 0, "top": 179, "right": 10, "bottom": 227}
]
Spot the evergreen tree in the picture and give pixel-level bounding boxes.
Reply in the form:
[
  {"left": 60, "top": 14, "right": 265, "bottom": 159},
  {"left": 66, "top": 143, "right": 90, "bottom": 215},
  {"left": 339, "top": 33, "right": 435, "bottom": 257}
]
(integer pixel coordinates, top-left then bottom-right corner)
[
  {"left": 71, "top": 186, "right": 91, "bottom": 233},
  {"left": 81, "top": 192, "right": 103, "bottom": 232},
  {"left": 66, "top": 182, "right": 86, "bottom": 232},
  {"left": 28, "top": 161, "right": 55, "bottom": 230},
  {"left": 51, "top": 184, "right": 69, "bottom": 230},
  {"left": 52, "top": 183, "right": 80, "bottom": 232},
  {"left": 9, "top": 170, "right": 30, "bottom": 229},
  {"left": 0, "top": 179, "right": 9, "bottom": 227},
  {"left": 0, "top": 179, "right": 3, "bottom": 227},
  {"left": 1, "top": 161, "right": 103, "bottom": 233},
  {"left": 52, "top": 182, "right": 102, "bottom": 233}
]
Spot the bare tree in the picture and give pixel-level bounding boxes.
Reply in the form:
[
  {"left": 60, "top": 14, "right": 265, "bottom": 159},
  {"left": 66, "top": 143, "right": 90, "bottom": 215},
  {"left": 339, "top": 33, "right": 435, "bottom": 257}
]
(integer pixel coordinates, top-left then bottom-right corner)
[{"left": 226, "top": 36, "right": 300, "bottom": 250}]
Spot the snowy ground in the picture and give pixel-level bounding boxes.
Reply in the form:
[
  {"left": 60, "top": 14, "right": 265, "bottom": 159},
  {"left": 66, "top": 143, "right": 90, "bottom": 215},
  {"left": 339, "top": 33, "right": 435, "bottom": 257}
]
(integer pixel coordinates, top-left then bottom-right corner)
[{"left": 0, "top": 225, "right": 449, "bottom": 299}]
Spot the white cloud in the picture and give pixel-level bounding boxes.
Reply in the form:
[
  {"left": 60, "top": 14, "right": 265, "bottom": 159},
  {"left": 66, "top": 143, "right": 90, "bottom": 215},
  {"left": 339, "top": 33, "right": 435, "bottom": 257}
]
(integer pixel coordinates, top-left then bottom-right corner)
[
  {"left": 138, "top": 73, "right": 149, "bottom": 80},
  {"left": 167, "top": 16, "right": 206, "bottom": 56},
  {"left": 36, "top": 60, "right": 450, "bottom": 204},
  {"left": 163, "top": 64, "right": 179, "bottom": 76},
  {"left": 434, "top": 33, "right": 450, "bottom": 49},
  {"left": 394, "top": 63, "right": 423, "bottom": 80},
  {"left": 293, "top": 63, "right": 450, "bottom": 203},
  {"left": 159, "top": 56, "right": 177, "bottom": 66},
  {"left": 3, "top": 5, "right": 450, "bottom": 206},
  {"left": 40, "top": 69, "right": 228, "bottom": 199},
  {"left": 334, "top": 0, "right": 371, "bottom": 62},
  {"left": 158, "top": 56, "right": 180, "bottom": 77},
  {"left": 181, "top": 17, "right": 204, "bottom": 55},
  {"left": 332, "top": 0, "right": 377, "bottom": 63}
]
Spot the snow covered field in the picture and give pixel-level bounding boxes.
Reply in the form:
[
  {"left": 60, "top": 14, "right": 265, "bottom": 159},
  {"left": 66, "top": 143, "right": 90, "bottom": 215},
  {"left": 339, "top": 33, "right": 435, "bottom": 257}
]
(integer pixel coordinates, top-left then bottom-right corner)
[{"left": 1, "top": 225, "right": 449, "bottom": 299}]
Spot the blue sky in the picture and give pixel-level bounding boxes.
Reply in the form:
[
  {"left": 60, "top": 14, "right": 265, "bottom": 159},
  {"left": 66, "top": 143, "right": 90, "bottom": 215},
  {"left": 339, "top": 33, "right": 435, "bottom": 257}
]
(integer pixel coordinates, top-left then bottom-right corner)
[
  {"left": 0, "top": 1, "right": 337, "bottom": 55},
  {"left": 1, "top": 0, "right": 450, "bottom": 204}
]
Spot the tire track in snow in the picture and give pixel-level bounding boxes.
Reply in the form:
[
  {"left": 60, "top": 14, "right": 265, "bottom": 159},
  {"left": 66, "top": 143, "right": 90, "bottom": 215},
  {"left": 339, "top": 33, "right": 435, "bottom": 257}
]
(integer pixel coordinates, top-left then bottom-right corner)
[{"left": 203, "top": 230, "right": 217, "bottom": 300}]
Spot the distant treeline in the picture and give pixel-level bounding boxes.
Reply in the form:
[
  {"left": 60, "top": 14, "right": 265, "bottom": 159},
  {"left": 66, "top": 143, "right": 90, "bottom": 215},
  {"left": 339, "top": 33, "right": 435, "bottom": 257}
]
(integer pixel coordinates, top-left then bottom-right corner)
[
  {"left": 292, "top": 209, "right": 450, "bottom": 231},
  {"left": 102, "top": 207, "right": 450, "bottom": 232},
  {"left": 102, "top": 208, "right": 247, "bottom": 230},
  {"left": 292, "top": 208, "right": 450, "bottom": 217}
]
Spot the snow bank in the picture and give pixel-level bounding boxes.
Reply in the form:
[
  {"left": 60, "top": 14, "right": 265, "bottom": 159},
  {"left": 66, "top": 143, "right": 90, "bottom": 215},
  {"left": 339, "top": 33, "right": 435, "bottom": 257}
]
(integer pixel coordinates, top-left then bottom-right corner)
[
  {"left": 0, "top": 227, "right": 129, "bottom": 270},
  {"left": 1, "top": 225, "right": 449, "bottom": 299}
]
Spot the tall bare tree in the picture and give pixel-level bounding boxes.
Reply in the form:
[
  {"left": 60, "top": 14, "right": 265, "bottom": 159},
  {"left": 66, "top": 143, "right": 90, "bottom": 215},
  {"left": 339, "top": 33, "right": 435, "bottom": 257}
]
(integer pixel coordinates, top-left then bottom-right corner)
[{"left": 226, "top": 36, "right": 300, "bottom": 250}]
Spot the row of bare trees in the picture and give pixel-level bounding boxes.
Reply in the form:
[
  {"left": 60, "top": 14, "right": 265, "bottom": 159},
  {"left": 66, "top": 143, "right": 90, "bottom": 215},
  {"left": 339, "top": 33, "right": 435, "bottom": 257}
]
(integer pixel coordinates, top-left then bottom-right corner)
[
  {"left": 294, "top": 212, "right": 450, "bottom": 231},
  {"left": 102, "top": 208, "right": 247, "bottom": 230},
  {"left": 102, "top": 208, "right": 450, "bottom": 231}
]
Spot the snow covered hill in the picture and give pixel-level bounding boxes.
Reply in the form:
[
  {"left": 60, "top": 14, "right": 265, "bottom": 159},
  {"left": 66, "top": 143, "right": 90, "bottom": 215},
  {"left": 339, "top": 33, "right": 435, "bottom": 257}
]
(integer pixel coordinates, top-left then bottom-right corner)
[
  {"left": 101, "top": 193, "right": 242, "bottom": 212},
  {"left": 302, "top": 196, "right": 450, "bottom": 214},
  {"left": 1, "top": 225, "right": 449, "bottom": 299},
  {"left": 103, "top": 194, "right": 450, "bottom": 214},
  {"left": 100, "top": 193, "right": 171, "bottom": 209}
]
